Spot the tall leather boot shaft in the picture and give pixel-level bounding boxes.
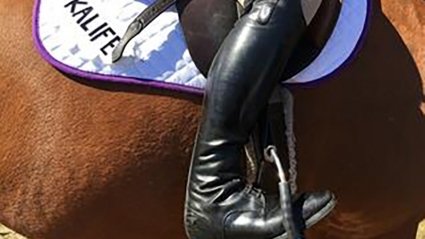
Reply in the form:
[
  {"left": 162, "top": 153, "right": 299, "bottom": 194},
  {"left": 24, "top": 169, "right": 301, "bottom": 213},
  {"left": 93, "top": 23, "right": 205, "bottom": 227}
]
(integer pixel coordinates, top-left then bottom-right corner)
[{"left": 184, "top": 0, "right": 335, "bottom": 238}]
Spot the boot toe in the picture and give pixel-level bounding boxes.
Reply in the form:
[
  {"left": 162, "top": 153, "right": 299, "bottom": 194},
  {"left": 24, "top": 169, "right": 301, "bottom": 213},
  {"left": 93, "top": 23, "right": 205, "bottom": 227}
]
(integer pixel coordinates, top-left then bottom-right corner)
[{"left": 293, "top": 190, "right": 336, "bottom": 228}]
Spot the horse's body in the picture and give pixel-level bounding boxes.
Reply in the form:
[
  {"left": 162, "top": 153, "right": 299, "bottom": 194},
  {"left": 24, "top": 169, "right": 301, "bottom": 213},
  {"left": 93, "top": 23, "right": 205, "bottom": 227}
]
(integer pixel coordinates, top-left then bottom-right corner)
[{"left": 0, "top": 0, "right": 424, "bottom": 238}]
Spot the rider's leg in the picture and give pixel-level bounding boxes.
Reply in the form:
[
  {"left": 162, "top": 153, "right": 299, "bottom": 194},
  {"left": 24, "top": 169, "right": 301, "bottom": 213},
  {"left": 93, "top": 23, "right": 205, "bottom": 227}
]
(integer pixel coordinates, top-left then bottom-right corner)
[{"left": 184, "top": 0, "right": 335, "bottom": 238}]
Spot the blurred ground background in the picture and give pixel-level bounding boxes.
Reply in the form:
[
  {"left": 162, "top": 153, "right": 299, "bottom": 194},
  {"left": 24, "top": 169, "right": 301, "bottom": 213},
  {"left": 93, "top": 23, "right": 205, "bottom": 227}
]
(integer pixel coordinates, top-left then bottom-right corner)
[{"left": 1, "top": 220, "right": 425, "bottom": 239}]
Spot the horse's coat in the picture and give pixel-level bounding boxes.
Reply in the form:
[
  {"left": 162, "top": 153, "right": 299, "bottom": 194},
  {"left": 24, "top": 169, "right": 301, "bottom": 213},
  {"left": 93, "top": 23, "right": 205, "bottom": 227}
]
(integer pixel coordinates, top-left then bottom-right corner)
[{"left": 0, "top": 0, "right": 424, "bottom": 239}]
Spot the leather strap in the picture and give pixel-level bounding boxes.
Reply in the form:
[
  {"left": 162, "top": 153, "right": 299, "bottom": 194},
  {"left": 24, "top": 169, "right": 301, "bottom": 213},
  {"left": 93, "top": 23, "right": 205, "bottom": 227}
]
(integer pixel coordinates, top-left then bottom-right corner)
[{"left": 112, "top": 0, "right": 176, "bottom": 62}]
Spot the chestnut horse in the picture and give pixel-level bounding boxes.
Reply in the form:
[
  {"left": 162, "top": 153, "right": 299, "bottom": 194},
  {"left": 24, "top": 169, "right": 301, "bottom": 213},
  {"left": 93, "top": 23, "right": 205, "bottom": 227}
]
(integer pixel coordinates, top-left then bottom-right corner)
[{"left": 0, "top": 0, "right": 424, "bottom": 239}]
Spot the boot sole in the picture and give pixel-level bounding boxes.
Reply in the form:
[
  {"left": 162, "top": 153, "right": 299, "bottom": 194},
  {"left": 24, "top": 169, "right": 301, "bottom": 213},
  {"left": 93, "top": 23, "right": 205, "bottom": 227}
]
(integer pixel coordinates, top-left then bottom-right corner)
[{"left": 273, "top": 195, "right": 337, "bottom": 239}]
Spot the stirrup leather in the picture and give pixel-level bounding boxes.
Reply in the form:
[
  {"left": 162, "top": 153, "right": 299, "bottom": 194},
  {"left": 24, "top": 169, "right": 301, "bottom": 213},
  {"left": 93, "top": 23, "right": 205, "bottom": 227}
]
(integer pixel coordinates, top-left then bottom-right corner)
[{"left": 112, "top": 0, "right": 176, "bottom": 62}]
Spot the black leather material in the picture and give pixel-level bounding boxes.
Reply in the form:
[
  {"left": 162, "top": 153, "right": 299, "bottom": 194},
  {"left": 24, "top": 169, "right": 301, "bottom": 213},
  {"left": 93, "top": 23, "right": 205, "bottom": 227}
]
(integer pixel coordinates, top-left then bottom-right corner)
[
  {"left": 255, "top": 0, "right": 279, "bottom": 24},
  {"left": 184, "top": 0, "right": 335, "bottom": 238}
]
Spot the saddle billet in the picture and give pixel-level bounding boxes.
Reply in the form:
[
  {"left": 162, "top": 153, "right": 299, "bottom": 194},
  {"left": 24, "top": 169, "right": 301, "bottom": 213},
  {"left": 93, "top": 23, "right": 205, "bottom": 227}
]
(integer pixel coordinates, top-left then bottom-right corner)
[{"left": 112, "top": 0, "right": 176, "bottom": 62}]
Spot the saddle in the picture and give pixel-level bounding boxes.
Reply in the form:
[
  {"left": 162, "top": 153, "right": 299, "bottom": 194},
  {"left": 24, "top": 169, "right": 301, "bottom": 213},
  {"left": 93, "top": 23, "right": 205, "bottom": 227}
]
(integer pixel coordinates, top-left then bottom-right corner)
[{"left": 177, "top": 0, "right": 342, "bottom": 77}]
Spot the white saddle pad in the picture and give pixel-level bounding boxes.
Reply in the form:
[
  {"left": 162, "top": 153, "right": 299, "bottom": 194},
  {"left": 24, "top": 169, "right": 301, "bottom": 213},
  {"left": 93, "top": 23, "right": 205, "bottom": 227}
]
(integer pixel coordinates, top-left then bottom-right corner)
[{"left": 33, "top": 0, "right": 370, "bottom": 94}]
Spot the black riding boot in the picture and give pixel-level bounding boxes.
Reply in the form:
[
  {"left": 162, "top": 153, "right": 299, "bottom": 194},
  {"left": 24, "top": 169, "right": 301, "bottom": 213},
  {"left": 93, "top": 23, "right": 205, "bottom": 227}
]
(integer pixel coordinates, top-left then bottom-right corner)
[{"left": 184, "top": 0, "right": 335, "bottom": 238}]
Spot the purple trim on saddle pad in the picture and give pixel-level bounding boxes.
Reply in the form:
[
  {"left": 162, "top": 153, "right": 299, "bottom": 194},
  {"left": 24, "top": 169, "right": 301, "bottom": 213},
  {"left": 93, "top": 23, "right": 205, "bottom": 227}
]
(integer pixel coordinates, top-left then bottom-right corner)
[{"left": 32, "top": 0, "right": 371, "bottom": 95}]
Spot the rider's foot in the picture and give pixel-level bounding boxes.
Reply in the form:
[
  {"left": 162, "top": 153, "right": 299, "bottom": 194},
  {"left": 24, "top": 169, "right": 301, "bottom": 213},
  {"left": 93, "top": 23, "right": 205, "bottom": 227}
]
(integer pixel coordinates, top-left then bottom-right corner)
[{"left": 185, "top": 185, "right": 335, "bottom": 239}]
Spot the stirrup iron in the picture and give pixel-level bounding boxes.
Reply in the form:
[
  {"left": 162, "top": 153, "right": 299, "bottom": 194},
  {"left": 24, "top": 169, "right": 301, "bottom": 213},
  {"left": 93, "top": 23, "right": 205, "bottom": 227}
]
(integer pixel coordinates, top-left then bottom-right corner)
[{"left": 265, "top": 145, "right": 304, "bottom": 239}]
